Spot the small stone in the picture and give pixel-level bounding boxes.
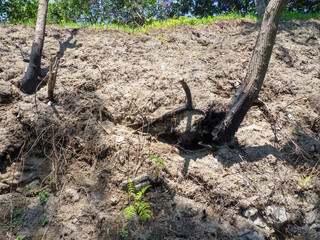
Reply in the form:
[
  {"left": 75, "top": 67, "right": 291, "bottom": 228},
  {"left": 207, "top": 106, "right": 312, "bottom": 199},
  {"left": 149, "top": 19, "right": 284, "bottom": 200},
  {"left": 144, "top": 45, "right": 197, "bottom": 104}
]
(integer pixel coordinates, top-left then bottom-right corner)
[
  {"left": 305, "top": 212, "right": 317, "bottom": 225},
  {"left": 288, "top": 114, "right": 294, "bottom": 120},
  {"left": 120, "top": 173, "right": 151, "bottom": 191},
  {"left": 29, "top": 179, "right": 40, "bottom": 187},
  {"left": 252, "top": 215, "right": 267, "bottom": 228},
  {"left": 72, "top": 218, "right": 78, "bottom": 224},
  {"left": 243, "top": 207, "right": 258, "bottom": 218},
  {"left": 135, "top": 181, "right": 151, "bottom": 191},
  {"left": 98, "top": 212, "right": 108, "bottom": 221},
  {"left": 116, "top": 136, "right": 124, "bottom": 143},
  {"left": 264, "top": 205, "right": 287, "bottom": 226},
  {"left": 110, "top": 196, "right": 118, "bottom": 206},
  {"left": 238, "top": 229, "right": 265, "bottom": 240},
  {"left": 267, "top": 155, "right": 277, "bottom": 165}
]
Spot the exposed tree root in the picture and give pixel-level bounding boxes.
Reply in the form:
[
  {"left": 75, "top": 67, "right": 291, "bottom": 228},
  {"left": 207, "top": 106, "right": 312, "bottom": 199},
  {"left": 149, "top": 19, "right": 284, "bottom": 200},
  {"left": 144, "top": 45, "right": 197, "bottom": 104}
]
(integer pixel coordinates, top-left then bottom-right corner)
[
  {"left": 15, "top": 43, "right": 29, "bottom": 62},
  {"left": 129, "top": 80, "right": 226, "bottom": 147},
  {"left": 129, "top": 79, "right": 204, "bottom": 131}
]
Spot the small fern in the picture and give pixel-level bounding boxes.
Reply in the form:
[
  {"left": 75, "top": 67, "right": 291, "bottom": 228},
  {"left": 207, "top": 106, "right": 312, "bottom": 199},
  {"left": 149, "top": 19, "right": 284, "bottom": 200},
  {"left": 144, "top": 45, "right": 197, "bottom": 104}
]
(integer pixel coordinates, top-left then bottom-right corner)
[
  {"left": 124, "top": 205, "right": 136, "bottom": 220},
  {"left": 127, "top": 178, "right": 135, "bottom": 200},
  {"left": 123, "top": 179, "right": 152, "bottom": 221},
  {"left": 135, "top": 185, "right": 151, "bottom": 202},
  {"left": 136, "top": 201, "right": 151, "bottom": 221}
]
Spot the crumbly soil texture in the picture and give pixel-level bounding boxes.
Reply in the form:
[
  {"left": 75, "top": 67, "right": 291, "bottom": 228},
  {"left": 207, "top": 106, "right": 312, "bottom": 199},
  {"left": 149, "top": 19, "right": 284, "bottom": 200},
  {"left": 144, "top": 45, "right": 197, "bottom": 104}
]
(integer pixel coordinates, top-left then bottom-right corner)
[{"left": 0, "top": 19, "right": 320, "bottom": 240}]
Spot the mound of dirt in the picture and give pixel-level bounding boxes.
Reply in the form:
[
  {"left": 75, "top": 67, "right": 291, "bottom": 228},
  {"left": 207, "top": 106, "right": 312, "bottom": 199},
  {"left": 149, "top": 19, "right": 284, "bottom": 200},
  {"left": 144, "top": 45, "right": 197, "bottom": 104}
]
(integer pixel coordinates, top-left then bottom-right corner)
[{"left": 0, "top": 19, "right": 320, "bottom": 239}]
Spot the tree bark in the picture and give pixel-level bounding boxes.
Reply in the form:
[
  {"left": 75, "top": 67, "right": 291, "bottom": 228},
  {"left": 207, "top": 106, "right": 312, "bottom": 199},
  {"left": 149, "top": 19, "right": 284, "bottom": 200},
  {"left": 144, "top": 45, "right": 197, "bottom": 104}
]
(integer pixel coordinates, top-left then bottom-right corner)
[
  {"left": 211, "top": 0, "right": 290, "bottom": 143},
  {"left": 254, "top": 0, "right": 269, "bottom": 17},
  {"left": 20, "top": 0, "right": 49, "bottom": 94}
]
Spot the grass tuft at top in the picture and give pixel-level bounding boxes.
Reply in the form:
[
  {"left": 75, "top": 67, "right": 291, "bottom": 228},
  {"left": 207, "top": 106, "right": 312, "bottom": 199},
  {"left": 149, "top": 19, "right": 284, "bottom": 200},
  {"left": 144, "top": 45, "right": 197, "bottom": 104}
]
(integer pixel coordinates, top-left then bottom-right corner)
[{"left": 3, "top": 11, "right": 319, "bottom": 33}]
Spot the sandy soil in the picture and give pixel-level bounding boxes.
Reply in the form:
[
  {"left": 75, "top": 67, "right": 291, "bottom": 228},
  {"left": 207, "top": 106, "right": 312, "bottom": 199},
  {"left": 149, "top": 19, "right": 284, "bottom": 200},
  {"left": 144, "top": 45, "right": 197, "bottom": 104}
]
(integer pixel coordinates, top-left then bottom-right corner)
[{"left": 0, "top": 19, "right": 320, "bottom": 240}]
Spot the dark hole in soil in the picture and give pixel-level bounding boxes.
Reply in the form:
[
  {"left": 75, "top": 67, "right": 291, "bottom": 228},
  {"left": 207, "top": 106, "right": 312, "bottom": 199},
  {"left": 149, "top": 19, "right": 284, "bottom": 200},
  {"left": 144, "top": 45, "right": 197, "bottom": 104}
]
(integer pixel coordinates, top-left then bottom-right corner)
[{"left": 0, "top": 145, "right": 22, "bottom": 174}]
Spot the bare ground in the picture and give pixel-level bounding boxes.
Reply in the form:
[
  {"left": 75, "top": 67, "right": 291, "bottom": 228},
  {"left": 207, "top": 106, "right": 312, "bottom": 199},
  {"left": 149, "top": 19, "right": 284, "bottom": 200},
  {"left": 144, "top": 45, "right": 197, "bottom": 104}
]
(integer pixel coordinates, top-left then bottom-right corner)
[{"left": 0, "top": 19, "right": 320, "bottom": 240}]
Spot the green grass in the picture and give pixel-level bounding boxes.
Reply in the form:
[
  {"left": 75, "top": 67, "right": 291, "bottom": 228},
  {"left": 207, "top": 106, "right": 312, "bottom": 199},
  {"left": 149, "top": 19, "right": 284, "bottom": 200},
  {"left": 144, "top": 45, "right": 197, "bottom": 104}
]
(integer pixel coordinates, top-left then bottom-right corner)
[
  {"left": 281, "top": 11, "right": 320, "bottom": 20},
  {"left": 49, "top": 13, "right": 258, "bottom": 32},
  {"left": 53, "top": 11, "right": 320, "bottom": 32},
  {"left": 138, "top": 13, "right": 258, "bottom": 32},
  {"left": 2, "top": 11, "right": 319, "bottom": 33}
]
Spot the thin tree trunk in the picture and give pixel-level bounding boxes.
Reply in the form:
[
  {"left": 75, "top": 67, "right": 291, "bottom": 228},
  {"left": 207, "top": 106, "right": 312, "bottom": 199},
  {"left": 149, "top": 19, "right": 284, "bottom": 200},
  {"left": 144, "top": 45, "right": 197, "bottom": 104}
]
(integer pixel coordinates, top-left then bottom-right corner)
[
  {"left": 20, "top": 0, "right": 48, "bottom": 94},
  {"left": 212, "top": 0, "right": 290, "bottom": 142},
  {"left": 254, "top": 0, "right": 269, "bottom": 17}
]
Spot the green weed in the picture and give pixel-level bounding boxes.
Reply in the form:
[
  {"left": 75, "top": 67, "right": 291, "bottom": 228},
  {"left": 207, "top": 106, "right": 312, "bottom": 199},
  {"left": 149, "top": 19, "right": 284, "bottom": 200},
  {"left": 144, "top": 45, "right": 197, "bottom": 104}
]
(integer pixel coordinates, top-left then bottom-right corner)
[
  {"left": 106, "top": 166, "right": 112, "bottom": 174},
  {"left": 124, "top": 179, "right": 152, "bottom": 221},
  {"left": 40, "top": 218, "right": 48, "bottom": 226},
  {"left": 4, "top": 209, "right": 22, "bottom": 229},
  {"left": 298, "top": 175, "right": 314, "bottom": 188},
  {"left": 150, "top": 155, "right": 164, "bottom": 175},
  {"left": 39, "top": 190, "right": 49, "bottom": 205},
  {"left": 150, "top": 155, "right": 164, "bottom": 166},
  {"left": 119, "top": 229, "right": 128, "bottom": 240}
]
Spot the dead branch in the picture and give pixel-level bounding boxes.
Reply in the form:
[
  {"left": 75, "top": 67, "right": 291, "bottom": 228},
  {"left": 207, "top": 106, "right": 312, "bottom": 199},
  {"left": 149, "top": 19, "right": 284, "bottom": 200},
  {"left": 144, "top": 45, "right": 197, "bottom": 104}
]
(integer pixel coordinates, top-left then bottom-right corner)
[
  {"left": 15, "top": 43, "right": 29, "bottom": 62},
  {"left": 129, "top": 79, "right": 204, "bottom": 130},
  {"left": 48, "top": 56, "right": 60, "bottom": 102}
]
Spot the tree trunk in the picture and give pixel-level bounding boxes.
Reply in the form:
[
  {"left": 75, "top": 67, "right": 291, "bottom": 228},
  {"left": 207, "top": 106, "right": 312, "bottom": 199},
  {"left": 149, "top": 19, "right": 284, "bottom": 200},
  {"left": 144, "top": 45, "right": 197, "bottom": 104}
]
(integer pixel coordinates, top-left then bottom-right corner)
[
  {"left": 254, "top": 0, "right": 269, "bottom": 17},
  {"left": 211, "top": 0, "right": 290, "bottom": 142},
  {"left": 20, "top": 0, "right": 48, "bottom": 94}
]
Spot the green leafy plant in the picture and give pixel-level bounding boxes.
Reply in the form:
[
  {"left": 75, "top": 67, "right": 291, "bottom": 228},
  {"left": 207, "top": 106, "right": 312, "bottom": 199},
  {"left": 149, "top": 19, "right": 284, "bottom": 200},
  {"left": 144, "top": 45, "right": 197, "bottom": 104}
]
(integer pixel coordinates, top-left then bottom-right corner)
[
  {"left": 106, "top": 166, "right": 111, "bottom": 174},
  {"left": 119, "top": 229, "right": 128, "bottom": 240},
  {"left": 150, "top": 155, "right": 164, "bottom": 166},
  {"left": 150, "top": 155, "right": 164, "bottom": 175},
  {"left": 39, "top": 190, "right": 49, "bottom": 204},
  {"left": 40, "top": 218, "right": 48, "bottom": 226},
  {"left": 4, "top": 218, "right": 20, "bottom": 228},
  {"left": 298, "top": 175, "right": 314, "bottom": 188},
  {"left": 17, "top": 236, "right": 22, "bottom": 240},
  {"left": 4, "top": 208, "right": 22, "bottom": 229},
  {"left": 124, "top": 179, "right": 152, "bottom": 221}
]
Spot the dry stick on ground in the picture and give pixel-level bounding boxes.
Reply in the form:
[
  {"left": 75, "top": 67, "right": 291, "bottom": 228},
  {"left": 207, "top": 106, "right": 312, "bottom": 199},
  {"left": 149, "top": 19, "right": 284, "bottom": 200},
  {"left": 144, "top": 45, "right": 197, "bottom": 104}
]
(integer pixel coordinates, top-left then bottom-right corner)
[
  {"left": 48, "top": 56, "right": 60, "bottom": 102},
  {"left": 130, "top": 79, "right": 204, "bottom": 130},
  {"left": 15, "top": 43, "right": 29, "bottom": 62},
  {"left": 33, "top": 55, "right": 60, "bottom": 109}
]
